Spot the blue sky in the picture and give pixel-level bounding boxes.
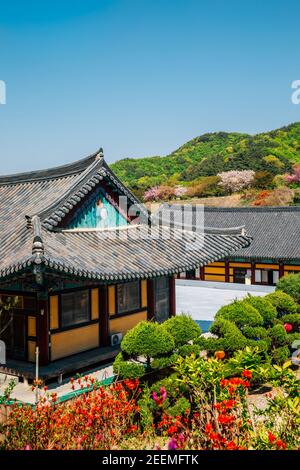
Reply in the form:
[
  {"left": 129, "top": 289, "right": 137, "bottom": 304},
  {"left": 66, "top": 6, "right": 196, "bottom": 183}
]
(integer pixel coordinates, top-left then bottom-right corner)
[{"left": 1, "top": 0, "right": 300, "bottom": 174}]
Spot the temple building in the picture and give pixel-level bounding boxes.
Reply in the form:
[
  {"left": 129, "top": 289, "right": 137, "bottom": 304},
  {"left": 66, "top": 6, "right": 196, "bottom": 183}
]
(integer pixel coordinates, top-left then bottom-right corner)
[
  {"left": 155, "top": 204, "right": 300, "bottom": 286},
  {"left": 0, "top": 150, "right": 250, "bottom": 380}
]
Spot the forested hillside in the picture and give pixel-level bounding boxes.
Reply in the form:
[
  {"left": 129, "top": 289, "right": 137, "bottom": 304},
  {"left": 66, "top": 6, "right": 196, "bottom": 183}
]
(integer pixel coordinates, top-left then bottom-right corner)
[{"left": 111, "top": 123, "right": 300, "bottom": 196}]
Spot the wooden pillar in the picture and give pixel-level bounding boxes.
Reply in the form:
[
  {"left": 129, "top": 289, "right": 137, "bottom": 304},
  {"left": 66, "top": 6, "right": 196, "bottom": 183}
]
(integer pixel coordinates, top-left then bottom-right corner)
[
  {"left": 279, "top": 263, "right": 284, "bottom": 279},
  {"left": 200, "top": 266, "right": 205, "bottom": 281},
  {"left": 36, "top": 291, "right": 49, "bottom": 366},
  {"left": 251, "top": 262, "right": 256, "bottom": 285},
  {"left": 147, "top": 279, "right": 155, "bottom": 320},
  {"left": 99, "top": 285, "right": 109, "bottom": 346},
  {"left": 225, "top": 260, "right": 230, "bottom": 283},
  {"left": 169, "top": 277, "right": 176, "bottom": 317}
]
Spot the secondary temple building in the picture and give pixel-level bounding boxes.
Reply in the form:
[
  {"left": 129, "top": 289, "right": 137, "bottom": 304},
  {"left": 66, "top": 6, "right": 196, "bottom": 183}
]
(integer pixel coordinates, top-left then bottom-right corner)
[
  {"left": 0, "top": 150, "right": 250, "bottom": 379},
  {"left": 155, "top": 205, "right": 300, "bottom": 286}
]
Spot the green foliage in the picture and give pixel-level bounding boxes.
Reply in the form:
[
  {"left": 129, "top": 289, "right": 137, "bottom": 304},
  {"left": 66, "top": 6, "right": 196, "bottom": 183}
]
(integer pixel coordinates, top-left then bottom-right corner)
[
  {"left": 252, "top": 171, "right": 275, "bottom": 189},
  {"left": 265, "top": 291, "right": 298, "bottom": 317},
  {"left": 271, "top": 346, "right": 290, "bottom": 365},
  {"left": 162, "top": 314, "right": 202, "bottom": 347},
  {"left": 226, "top": 347, "right": 272, "bottom": 385},
  {"left": 151, "top": 353, "right": 178, "bottom": 370},
  {"left": 244, "top": 295, "right": 277, "bottom": 325},
  {"left": 113, "top": 352, "right": 145, "bottom": 379},
  {"left": 177, "top": 343, "right": 201, "bottom": 357},
  {"left": 277, "top": 313, "right": 300, "bottom": 328},
  {"left": 276, "top": 273, "right": 300, "bottom": 304},
  {"left": 215, "top": 300, "right": 263, "bottom": 327},
  {"left": 186, "top": 176, "right": 223, "bottom": 198},
  {"left": 209, "top": 318, "right": 248, "bottom": 352},
  {"left": 268, "top": 324, "right": 288, "bottom": 347},
  {"left": 167, "top": 397, "right": 190, "bottom": 417},
  {"left": 121, "top": 321, "right": 175, "bottom": 358},
  {"left": 242, "top": 326, "right": 268, "bottom": 340}
]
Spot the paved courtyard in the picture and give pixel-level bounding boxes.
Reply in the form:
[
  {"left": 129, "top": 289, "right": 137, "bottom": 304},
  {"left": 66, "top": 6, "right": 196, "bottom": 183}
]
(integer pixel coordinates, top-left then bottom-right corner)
[{"left": 176, "top": 280, "right": 275, "bottom": 321}]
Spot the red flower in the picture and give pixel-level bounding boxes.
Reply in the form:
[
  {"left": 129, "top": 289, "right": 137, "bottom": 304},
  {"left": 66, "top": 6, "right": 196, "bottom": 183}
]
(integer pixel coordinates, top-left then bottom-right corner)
[
  {"left": 276, "top": 439, "right": 287, "bottom": 450},
  {"left": 242, "top": 370, "right": 252, "bottom": 380},
  {"left": 205, "top": 423, "right": 213, "bottom": 434},
  {"left": 226, "top": 440, "right": 238, "bottom": 450},
  {"left": 268, "top": 432, "right": 276, "bottom": 444}
]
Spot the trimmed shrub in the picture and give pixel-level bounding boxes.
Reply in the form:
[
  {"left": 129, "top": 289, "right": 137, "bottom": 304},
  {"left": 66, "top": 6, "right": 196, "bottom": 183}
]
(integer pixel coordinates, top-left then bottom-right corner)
[
  {"left": 277, "top": 313, "right": 300, "bottom": 329},
  {"left": 209, "top": 318, "right": 248, "bottom": 353},
  {"left": 162, "top": 314, "right": 202, "bottom": 347},
  {"left": 276, "top": 273, "right": 300, "bottom": 304},
  {"left": 287, "top": 332, "right": 300, "bottom": 346},
  {"left": 113, "top": 352, "right": 145, "bottom": 379},
  {"left": 265, "top": 291, "right": 298, "bottom": 317},
  {"left": 215, "top": 300, "right": 263, "bottom": 327},
  {"left": 268, "top": 324, "right": 288, "bottom": 347},
  {"left": 244, "top": 296, "right": 277, "bottom": 326},
  {"left": 242, "top": 326, "right": 268, "bottom": 340},
  {"left": 121, "top": 321, "right": 175, "bottom": 358},
  {"left": 177, "top": 343, "right": 201, "bottom": 357},
  {"left": 151, "top": 353, "right": 178, "bottom": 370},
  {"left": 271, "top": 346, "right": 290, "bottom": 365}
]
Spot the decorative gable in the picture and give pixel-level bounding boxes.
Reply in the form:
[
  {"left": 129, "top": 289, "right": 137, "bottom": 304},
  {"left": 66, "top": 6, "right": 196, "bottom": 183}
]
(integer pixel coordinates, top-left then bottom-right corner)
[{"left": 67, "top": 186, "right": 128, "bottom": 229}]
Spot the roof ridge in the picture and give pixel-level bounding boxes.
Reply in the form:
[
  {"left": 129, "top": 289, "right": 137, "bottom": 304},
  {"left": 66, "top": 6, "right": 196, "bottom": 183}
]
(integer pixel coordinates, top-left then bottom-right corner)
[
  {"left": 0, "top": 148, "right": 103, "bottom": 186},
  {"left": 203, "top": 206, "right": 300, "bottom": 212},
  {"left": 33, "top": 156, "right": 104, "bottom": 226}
]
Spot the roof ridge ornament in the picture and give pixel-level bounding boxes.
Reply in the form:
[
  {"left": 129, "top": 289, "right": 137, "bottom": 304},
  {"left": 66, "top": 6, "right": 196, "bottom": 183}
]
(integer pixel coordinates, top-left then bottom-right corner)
[
  {"left": 31, "top": 215, "right": 44, "bottom": 260},
  {"left": 95, "top": 148, "right": 104, "bottom": 161}
]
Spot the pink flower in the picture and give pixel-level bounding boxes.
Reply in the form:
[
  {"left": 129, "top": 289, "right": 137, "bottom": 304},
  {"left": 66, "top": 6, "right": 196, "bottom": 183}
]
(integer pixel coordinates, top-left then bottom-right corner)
[
  {"left": 152, "top": 387, "right": 167, "bottom": 406},
  {"left": 168, "top": 437, "right": 178, "bottom": 450}
]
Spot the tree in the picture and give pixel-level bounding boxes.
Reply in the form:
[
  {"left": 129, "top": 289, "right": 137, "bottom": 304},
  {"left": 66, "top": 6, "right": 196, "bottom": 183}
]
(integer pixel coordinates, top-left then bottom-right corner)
[{"left": 217, "top": 170, "right": 255, "bottom": 193}]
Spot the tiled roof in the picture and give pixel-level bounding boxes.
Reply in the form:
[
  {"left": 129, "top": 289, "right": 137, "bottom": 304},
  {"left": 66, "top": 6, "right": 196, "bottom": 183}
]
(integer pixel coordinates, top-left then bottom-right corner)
[
  {"left": 0, "top": 154, "right": 251, "bottom": 282},
  {"left": 154, "top": 204, "right": 300, "bottom": 262},
  {"left": 0, "top": 222, "right": 251, "bottom": 281}
]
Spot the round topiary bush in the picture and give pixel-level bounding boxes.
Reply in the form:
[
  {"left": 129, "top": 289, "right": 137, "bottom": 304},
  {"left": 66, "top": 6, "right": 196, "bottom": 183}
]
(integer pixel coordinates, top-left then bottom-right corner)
[
  {"left": 265, "top": 291, "right": 298, "bottom": 317},
  {"left": 121, "top": 321, "right": 175, "bottom": 359},
  {"left": 215, "top": 300, "right": 263, "bottom": 327},
  {"left": 276, "top": 273, "right": 300, "bottom": 304},
  {"left": 244, "top": 295, "right": 277, "bottom": 326},
  {"left": 162, "top": 314, "right": 202, "bottom": 347}
]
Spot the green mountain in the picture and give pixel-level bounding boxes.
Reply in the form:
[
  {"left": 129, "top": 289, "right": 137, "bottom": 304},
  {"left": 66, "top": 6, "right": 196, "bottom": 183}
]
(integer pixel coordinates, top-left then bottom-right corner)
[{"left": 111, "top": 122, "right": 300, "bottom": 195}]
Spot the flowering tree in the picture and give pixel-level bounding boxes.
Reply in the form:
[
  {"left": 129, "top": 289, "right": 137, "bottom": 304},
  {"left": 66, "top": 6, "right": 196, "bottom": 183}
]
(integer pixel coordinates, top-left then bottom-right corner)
[
  {"left": 217, "top": 170, "right": 255, "bottom": 193},
  {"left": 284, "top": 164, "right": 300, "bottom": 184},
  {"left": 143, "top": 186, "right": 162, "bottom": 202},
  {"left": 174, "top": 185, "right": 187, "bottom": 198}
]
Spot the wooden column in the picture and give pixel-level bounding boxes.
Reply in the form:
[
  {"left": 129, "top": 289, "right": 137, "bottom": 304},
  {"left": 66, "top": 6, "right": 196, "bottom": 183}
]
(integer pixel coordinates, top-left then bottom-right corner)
[
  {"left": 251, "top": 262, "right": 256, "bottom": 285},
  {"left": 200, "top": 266, "right": 205, "bottom": 281},
  {"left": 99, "top": 285, "right": 109, "bottom": 346},
  {"left": 279, "top": 263, "right": 284, "bottom": 279},
  {"left": 36, "top": 291, "right": 50, "bottom": 366},
  {"left": 169, "top": 277, "right": 176, "bottom": 317},
  {"left": 147, "top": 279, "right": 155, "bottom": 320},
  {"left": 225, "top": 260, "right": 230, "bottom": 283}
]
